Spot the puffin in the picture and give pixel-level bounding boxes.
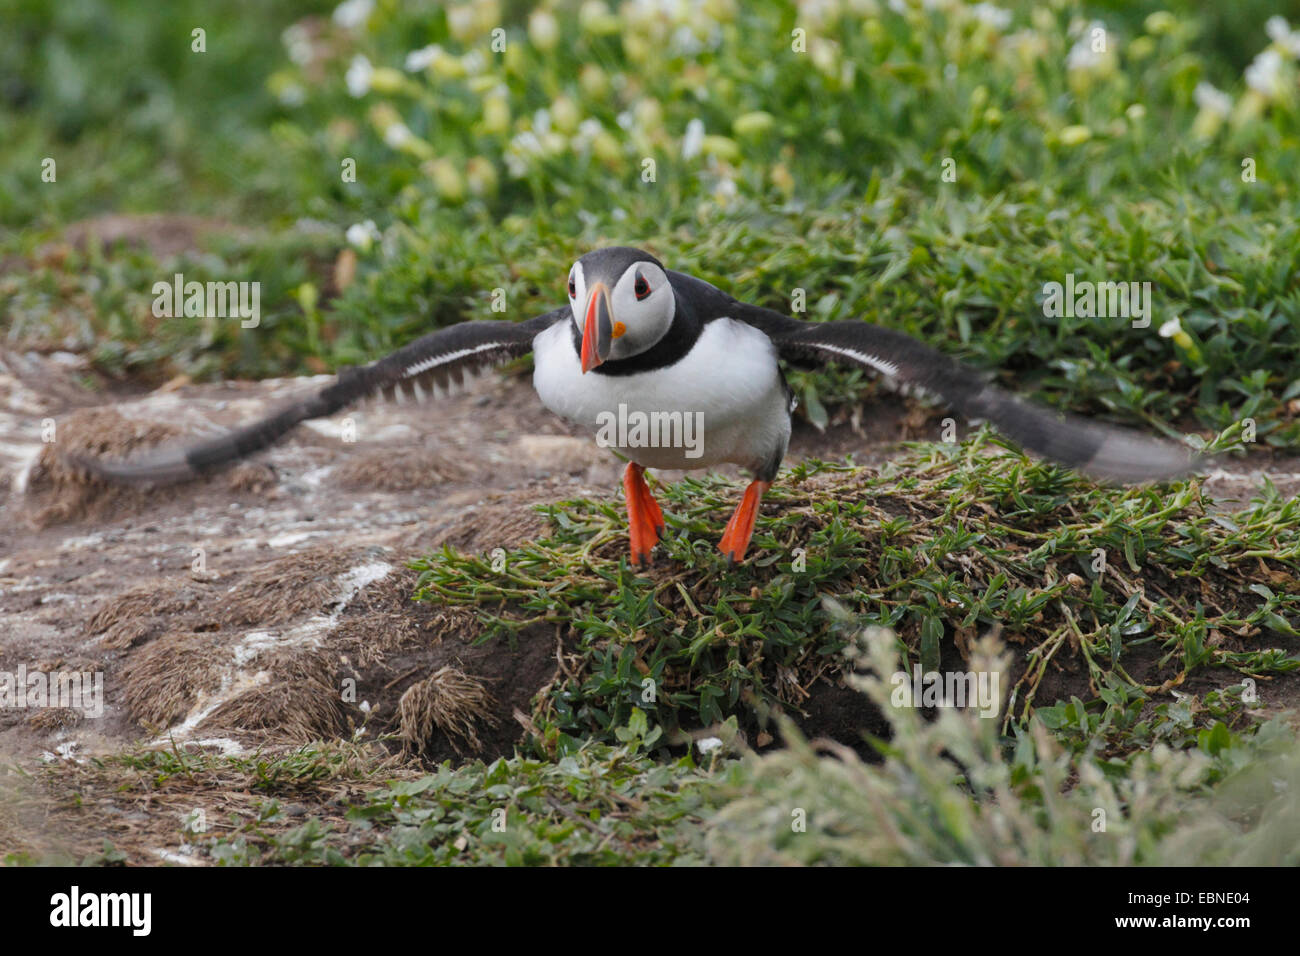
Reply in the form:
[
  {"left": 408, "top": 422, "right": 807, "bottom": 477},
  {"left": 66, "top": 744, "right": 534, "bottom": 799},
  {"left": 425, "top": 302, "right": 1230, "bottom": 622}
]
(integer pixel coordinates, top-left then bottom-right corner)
[{"left": 74, "top": 245, "right": 1198, "bottom": 565}]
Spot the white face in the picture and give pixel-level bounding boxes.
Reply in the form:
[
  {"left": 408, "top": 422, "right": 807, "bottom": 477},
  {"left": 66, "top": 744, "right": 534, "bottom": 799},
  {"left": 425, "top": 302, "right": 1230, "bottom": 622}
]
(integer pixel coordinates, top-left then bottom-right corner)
[{"left": 567, "top": 259, "right": 674, "bottom": 364}]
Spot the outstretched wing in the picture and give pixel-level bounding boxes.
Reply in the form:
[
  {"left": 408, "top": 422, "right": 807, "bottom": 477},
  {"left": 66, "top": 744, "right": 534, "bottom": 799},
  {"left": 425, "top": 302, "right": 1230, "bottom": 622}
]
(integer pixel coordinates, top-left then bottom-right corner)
[
  {"left": 733, "top": 303, "right": 1198, "bottom": 483},
  {"left": 73, "top": 310, "right": 568, "bottom": 485}
]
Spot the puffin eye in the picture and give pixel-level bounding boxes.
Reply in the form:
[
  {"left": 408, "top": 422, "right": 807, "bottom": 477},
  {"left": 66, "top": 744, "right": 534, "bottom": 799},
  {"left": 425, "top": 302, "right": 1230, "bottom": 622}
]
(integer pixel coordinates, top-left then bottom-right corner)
[
  {"left": 634, "top": 274, "right": 650, "bottom": 300},
  {"left": 567, "top": 276, "right": 576, "bottom": 298}
]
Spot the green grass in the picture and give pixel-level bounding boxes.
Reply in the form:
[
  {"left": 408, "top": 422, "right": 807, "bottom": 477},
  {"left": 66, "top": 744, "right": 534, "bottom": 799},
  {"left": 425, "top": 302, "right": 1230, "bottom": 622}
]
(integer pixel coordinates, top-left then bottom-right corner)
[
  {"left": 209, "top": 741, "right": 719, "bottom": 866},
  {"left": 412, "top": 437, "right": 1298, "bottom": 748}
]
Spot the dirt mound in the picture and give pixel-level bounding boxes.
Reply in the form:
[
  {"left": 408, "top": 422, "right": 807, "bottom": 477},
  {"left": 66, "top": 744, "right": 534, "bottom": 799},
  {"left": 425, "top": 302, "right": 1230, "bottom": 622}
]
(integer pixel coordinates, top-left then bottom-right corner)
[
  {"left": 119, "top": 632, "right": 229, "bottom": 728},
  {"left": 333, "top": 446, "right": 468, "bottom": 490},
  {"left": 0, "top": 354, "right": 618, "bottom": 768},
  {"left": 77, "top": 540, "right": 560, "bottom": 762},
  {"left": 23, "top": 407, "right": 184, "bottom": 527}
]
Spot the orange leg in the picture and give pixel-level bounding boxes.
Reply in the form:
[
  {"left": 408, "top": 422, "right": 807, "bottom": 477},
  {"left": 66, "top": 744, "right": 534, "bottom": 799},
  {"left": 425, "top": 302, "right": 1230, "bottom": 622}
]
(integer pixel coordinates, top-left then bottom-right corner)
[
  {"left": 623, "top": 463, "right": 665, "bottom": 567},
  {"left": 717, "top": 480, "right": 771, "bottom": 565}
]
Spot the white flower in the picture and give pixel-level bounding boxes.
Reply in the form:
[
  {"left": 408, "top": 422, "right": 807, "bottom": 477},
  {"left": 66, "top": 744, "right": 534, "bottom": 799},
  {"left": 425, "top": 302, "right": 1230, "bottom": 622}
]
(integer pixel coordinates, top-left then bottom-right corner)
[
  {"left": 1266, "top": 16, "right": 1291, "bottom": 45},
  {"left": 1193, "top": 82, "right": 1232, "bottom": 118},
  {"left": 1066, "top": 44, "right": 1101, "bottom": 71},
  {"left": 1245, "top": 48, "right": 1287, "bottom": 98},
  {"left": 282, "top": 24, "right": 314, "bottom": 66},
  {"left": 461, "top": 50, "right": 487, "bottom": 75},
  {"left": 505, "top": 130, "right": 545, "bottom": 177},
  {"left": 696, "top": 736, "right": 723, "bottom": 754},
  {"left": 1066, "top": 22, "right": 1109, "bottom": 73},
  {"left": 1276, "top": 21, "right": 1300, "bottom": 57},
  {"left": 681, "top": 118, "right": 705, "bottom": 159},
  {"left": 573, "top": 118, "right": 604, "bottom": 151},
  {"left": 345, "top": 54, "right": 373, "bottom": 97},
  {"left": 513, "top": 131, "right": 544, "bottom": 154},
  {"left": 332, "top": 0, "right": 373, "bottom": 30},
  {"left": 797, "top": 0, "right": 844, "bottom": 30},
  {"left": 404, "top": 44, "right": 441, "bottom": 72},
  {"left": 670, "top": 25, "right": 705, "bottom": 55},
  {"left": 625, "top": 0, "right": 678, "bottom": 18},
  {"left": 528, "top": 10, "right": 561, "bottom": 51},
  {"left": 969, "top": 3, "right": 1011, "bottom": 30},
  {"left": 382, "top": 122, "right": 413, "bottom": 148},
  {"left": 276, "top": 84, "right": 306, "bottom": 107},
  {"left": 447, "top": 4, "right": 476, "bottom": 41},
  {"left": 346, "top": 220, "right": 382, "bottom": 251},
  {"left": 1158, "top": 316, "right": 1182, "bottom": 338}
]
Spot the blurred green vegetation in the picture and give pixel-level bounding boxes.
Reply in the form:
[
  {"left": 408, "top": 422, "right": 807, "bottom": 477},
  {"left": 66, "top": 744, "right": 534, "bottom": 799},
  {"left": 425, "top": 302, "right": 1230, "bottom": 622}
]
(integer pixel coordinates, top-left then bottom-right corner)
[
  {"left": 0, "top": 0, "right": 330, "bottom": 223},
  {"left": 2, "top": 0, "right": 1298, "bottom": 447}
]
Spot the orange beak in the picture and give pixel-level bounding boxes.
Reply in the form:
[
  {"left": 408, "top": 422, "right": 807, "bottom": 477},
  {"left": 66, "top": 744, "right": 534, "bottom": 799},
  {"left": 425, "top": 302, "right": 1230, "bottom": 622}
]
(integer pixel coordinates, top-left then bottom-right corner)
[{"left": 580, "top": 282, "right": 613, "bottom": 373}]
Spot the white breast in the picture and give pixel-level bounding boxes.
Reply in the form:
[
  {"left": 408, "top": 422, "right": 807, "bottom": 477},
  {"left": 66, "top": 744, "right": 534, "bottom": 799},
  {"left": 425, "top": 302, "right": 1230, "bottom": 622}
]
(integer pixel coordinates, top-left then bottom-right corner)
[{"left": 532, "top": 317, "right": 791, "bottom": 474}]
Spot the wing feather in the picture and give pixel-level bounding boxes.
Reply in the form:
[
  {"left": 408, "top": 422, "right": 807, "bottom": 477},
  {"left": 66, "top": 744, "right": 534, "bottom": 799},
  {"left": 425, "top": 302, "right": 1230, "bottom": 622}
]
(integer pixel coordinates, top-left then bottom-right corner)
[
  {"left": 73, "top": 310, "right": 567, "bottom": 485},
  {"left": 735, "top": 304, "right": 1199, "bottom": 483}
]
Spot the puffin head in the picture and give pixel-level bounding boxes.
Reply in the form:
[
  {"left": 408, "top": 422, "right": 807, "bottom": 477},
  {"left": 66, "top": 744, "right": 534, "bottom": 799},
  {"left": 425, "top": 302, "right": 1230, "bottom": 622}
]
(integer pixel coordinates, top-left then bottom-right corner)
[{"left": 567, "top": 246, "right": 673, "bottom": 372}]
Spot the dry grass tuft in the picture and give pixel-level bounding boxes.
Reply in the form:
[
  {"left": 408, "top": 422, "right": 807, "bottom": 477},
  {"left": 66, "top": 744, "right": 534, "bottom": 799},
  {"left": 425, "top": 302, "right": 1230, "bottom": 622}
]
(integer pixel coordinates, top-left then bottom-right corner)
[
  {"left": 24, "top": 408, "right": 182, "bottom": 526},
  {"left": 87, "top": 582, "right": 210, "bottom": 649},
  {"left": 333, "top": 447, "right": 466, "bottom": 491},
  {"left": 118, "top": 631, "right": 227, "bottom": 729},
  {"left": 207, "top": 650, "right": 345, "bottom": 743},
  {"left": 88, "top": 547, "right": 365, "bottom": 651},
  {"left": 225, "top": 461, "right": 278, "bottom": 493},
  {"left": 333, "top": 566, "right": 480, "bottom": 666},
  {"left": 25, "top": 708, "right": 82, "bottom": 732},
  {"left": 213, "top": 547, "right": 359, "bottom": 629},
  {"left": 397, "top": 666, "right": 499, "bottom": 756}
]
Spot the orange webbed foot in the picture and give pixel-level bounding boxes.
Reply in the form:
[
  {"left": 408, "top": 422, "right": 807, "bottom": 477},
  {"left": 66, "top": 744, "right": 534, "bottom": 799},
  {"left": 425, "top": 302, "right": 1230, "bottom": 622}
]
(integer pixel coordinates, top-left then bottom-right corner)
[
  {"left": 623, "top": 463, "right": 666, "bottom": 567},
  {"left": 717, "top": 480, "right": 771, "bottom": 565}
]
